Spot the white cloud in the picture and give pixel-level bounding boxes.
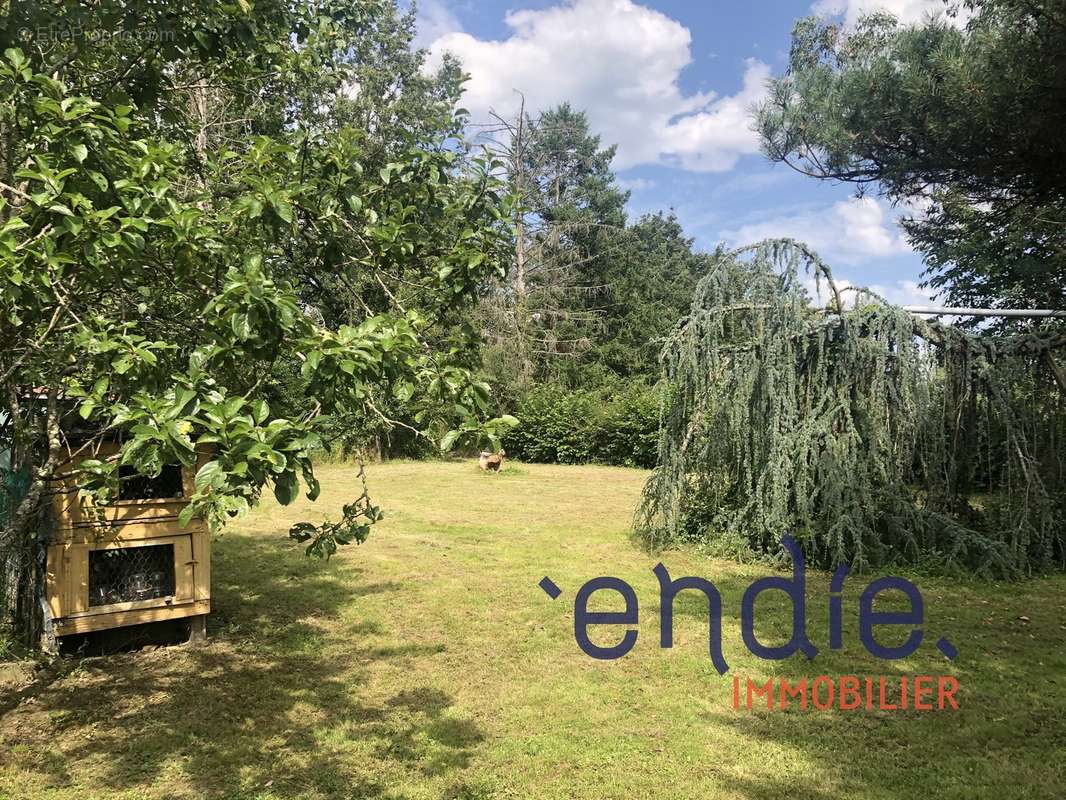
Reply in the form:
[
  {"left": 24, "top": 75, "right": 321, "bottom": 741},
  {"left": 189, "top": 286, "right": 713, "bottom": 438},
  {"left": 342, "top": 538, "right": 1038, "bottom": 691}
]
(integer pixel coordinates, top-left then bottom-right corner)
[
  {"left": 617, "top": 177, "right": 655, "bottom": 192},
  {"left": 813, "top": 0, "right": 963, "bottom": 28},
  {"left": 424, "top": 0, "right": 769, "bottom": 172},
  {"left": 412, "top": 0, "right": 463, "bottom": 50},
  {"left": 803, "top": 275, "right": 940, "bottom": 309},
  {"left": 719, "top": 195, "right": 940, "bottom": 308},
  {"left": 719, "top": 197, "right": 911, "bottom": 266}
]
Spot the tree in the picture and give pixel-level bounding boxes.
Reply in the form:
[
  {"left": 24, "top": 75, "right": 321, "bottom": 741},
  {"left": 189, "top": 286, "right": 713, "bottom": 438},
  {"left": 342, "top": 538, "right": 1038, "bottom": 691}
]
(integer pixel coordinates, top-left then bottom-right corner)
[
  {"left": 0, "top": 3, "right": 514, "bottom": 640},
  {"left": 756, "top": 2, "right": 1066, "bottom": 312},
  {"left": 477, "top": 101, "right": 630, "bottom": 391},
  {"left": 521, "top": 103, "right": 628, "bottom": 230},
  {"left": 581, "top": 212, "right": 708, "bottom": 380},
  {"left": 636, "top": 239, "right": 1066, "bottom": 577}
]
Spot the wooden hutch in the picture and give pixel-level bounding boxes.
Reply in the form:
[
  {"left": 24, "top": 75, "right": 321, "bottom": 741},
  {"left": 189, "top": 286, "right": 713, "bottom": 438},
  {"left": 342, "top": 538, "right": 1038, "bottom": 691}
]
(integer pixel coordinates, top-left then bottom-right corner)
[{"left": 43, "top": 442, "right": 211, "bottom": 641}]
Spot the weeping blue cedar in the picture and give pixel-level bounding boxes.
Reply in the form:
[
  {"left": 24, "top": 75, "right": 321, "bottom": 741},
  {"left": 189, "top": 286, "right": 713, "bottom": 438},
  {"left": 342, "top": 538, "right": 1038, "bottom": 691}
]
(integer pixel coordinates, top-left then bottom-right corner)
[{"left": 636, "top": 239, "right": 1066, "bottom": 577}]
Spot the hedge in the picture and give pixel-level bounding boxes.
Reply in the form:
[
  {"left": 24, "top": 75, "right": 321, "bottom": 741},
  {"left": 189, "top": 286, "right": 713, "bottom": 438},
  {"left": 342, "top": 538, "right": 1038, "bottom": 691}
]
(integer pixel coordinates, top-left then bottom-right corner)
[{"left": 502, "top": 384, "right": 660, "bottom": 468}]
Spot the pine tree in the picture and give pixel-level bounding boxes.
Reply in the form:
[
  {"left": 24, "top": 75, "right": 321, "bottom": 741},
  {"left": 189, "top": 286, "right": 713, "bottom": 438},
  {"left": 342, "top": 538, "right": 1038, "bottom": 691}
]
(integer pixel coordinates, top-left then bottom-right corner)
[{"left": 757, "top": 1, "right": 1066, "bottom": 315}]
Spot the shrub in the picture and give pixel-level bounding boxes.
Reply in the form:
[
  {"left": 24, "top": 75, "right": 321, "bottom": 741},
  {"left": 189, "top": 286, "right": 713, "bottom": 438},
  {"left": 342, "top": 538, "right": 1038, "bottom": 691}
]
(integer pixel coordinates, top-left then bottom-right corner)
[{"left": 503, "top": 384, "right": 660, "bottom": 468}]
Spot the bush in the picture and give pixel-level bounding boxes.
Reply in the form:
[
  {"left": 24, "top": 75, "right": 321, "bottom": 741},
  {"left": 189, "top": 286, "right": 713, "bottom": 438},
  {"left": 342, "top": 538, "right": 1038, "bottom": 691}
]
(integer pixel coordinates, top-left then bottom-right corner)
[{"left": 503, "top": 383, "right": 660, "bottom": 468}]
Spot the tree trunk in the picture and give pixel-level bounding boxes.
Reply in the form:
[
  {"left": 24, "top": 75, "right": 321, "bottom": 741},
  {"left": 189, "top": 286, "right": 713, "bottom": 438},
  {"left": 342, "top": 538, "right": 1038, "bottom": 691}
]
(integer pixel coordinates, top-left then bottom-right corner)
[
  {"left": 511, "top": 99, "right": 532, "bottom": 388},
  {"left": 0, "top": 388, "right": 62, "bottom": 646}
]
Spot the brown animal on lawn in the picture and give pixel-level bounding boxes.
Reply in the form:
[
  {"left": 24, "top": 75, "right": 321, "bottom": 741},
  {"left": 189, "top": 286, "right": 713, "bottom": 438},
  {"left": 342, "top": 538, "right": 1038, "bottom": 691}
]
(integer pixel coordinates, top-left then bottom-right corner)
[{"left": 478, "top": 449, "right": 506, "bottom": 473}]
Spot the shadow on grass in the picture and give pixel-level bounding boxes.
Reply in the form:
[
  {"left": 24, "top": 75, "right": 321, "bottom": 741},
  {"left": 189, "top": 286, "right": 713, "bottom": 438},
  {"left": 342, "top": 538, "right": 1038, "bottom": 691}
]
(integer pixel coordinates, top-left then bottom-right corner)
[
  {"left": 654, "top": 566, "right": 1066, "bottom": 800},
  {"left": 4, "top": 520, "right": 1065, "bottom": 800},
  {"left": 0, "top": 532, "right": 484, "bottom": 800}
]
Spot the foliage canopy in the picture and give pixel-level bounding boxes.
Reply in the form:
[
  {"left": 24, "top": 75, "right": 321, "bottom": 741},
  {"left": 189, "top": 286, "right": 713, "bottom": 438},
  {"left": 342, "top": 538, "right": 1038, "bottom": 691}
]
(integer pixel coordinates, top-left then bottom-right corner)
[
  {"left": 637, "top": 240, "right": 1066, "bottom": 577},
  {"left": 757, "top": 1, "right": 1066, "bottom": 313},
  {"left": 0, "top": 0, "right": 513, "bottom": 583}
]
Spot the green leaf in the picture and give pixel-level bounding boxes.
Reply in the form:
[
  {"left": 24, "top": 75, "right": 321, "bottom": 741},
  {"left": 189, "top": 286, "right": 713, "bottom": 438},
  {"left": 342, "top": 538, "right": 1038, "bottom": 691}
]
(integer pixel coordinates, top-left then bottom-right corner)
[
  {"left": 274, "top": 199, "right": 294, "bottom": 224},
  {"left": 231, "top": 313, "right": 252, "bottom": 339},
  {"left": 178, "top": 503, "right": 197, "bottom": 528},
  {"left": 4, "top": 48, "right": 27, "bottom": 70},
  {"left": 440, "top": 429, "right": 460, "bottom": 452},
  {"left": 252, "top": 399, "right": 269, "bottom": 423},
  {"left": 71, "top": 144, "right": 88, "bottom": 163},
  {"left": 289, "top": 521, "right": 317, "bottom": 542},
  {"left": 195, "top": 460, "right": 222, "bottom": 491},
  {"left": 273, "top": 470, "right": 299, "bottom": 505}
]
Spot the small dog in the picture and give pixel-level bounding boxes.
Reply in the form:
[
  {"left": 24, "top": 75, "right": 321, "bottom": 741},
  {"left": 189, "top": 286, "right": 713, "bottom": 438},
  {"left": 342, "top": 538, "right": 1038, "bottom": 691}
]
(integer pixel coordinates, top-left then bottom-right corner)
[{"left": 478, "top": 449, "right": 506, "bottom": 473}]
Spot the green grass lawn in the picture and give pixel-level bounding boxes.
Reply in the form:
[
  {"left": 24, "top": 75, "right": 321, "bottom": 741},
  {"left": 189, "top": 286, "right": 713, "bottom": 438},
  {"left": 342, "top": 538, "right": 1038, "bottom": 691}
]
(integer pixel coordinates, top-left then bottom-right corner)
[{"left": 2, "top": 461, "right": 1065, "bottom": 799}]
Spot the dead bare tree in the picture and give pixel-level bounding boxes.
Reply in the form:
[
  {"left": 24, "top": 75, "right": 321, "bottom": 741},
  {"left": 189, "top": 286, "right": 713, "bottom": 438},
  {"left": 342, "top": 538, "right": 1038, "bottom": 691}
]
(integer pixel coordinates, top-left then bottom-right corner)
[{"left": 473, "top": 96, "right": 629, "bottom": 390}]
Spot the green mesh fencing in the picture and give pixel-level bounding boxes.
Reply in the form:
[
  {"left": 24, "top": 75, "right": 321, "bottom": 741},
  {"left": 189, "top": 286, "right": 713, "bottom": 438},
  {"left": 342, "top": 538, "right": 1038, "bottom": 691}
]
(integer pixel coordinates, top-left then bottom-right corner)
[
  {"left": 0, "top": 466, "right": 31, "bottom": 528},
  {"left": 1, "top": 466, "right": 35, "bottom": 647}
]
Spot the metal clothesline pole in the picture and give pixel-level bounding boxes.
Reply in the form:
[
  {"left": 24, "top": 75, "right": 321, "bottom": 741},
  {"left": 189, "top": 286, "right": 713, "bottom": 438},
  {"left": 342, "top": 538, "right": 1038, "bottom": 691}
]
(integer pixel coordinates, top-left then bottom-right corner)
[{"left": 902, "top": 306, "right": 1066, "bottom": 318}]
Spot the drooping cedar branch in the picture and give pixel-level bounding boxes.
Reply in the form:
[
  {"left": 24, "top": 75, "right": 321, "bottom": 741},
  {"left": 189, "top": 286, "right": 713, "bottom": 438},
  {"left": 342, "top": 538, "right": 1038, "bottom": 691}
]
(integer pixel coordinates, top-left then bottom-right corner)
[{"left": 636, "top": 239, "right": 1065, "bottom": 577}]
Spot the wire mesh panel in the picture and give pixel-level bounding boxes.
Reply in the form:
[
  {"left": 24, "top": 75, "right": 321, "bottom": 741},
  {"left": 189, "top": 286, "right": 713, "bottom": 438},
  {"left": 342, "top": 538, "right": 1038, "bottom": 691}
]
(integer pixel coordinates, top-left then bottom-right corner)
[
  {"left": 89, "top": 545, "right": 176, "bottom": 607},
  {"left": 1, "top": 467, "right": 38, "bottom": 645},
  {"left": 0, "top": 467, "right": 31, "bottom": 527},
  {"left": 0, "top": 544, "right": 38, "bottom": 644}
]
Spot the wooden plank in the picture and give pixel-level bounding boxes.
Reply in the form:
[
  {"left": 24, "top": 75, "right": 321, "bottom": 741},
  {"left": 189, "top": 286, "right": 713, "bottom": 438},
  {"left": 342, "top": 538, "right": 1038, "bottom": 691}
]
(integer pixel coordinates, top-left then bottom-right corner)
[
  {"left": 61, "top": 594, "right": 186, "bottom": 618},
  {"left": 184, "top": 445, "right": 212, "bottom": 498},
  {"left": 45, "top": 544, "right": 66, "bottom": 619},
  {"left": 53, "top": 498, "right": 192, "bottom": 531},
  {"left": 195, "top": 530, "right": 211, "bottom": 602},
  {"left": 54, "top": 518, "right": 206, "bottom": 545},
  {"left": 68, "top": 545, "right": 88, "bottom": 615},
  {"left": 54, "top": 599, "right": 210, "bottom": 635},
  {"left": 88, "top": 534, "right": 191, "bottom": 551},
  {"left": 174, "top": 535, "right": 195, "bottom": 602}
]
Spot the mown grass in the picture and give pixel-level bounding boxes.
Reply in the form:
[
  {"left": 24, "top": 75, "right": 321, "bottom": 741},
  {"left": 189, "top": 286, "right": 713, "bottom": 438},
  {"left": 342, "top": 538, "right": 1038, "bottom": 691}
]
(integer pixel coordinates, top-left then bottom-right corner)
[{"left": 1, "top": 461, "right": 1065, "bottom": 799}]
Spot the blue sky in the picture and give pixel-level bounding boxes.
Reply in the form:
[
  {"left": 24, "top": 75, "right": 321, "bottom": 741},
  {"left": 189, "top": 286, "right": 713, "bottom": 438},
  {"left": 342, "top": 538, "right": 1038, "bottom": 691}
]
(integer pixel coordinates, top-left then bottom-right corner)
[{"left": 413, "top": 0, "right": 957, "bottom": 305}]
